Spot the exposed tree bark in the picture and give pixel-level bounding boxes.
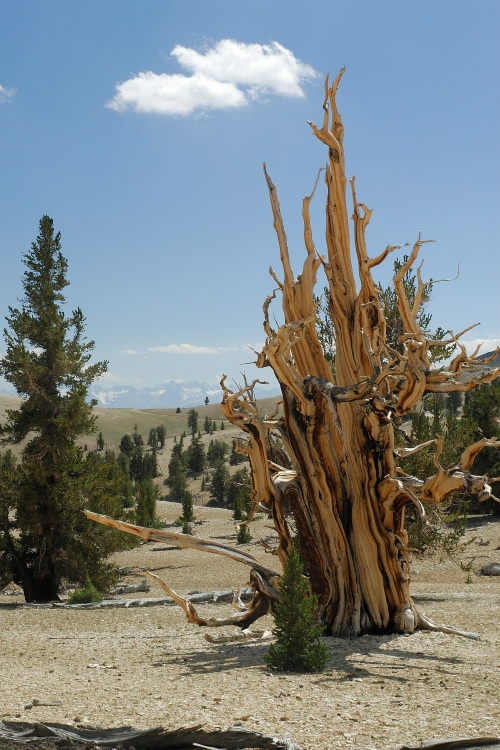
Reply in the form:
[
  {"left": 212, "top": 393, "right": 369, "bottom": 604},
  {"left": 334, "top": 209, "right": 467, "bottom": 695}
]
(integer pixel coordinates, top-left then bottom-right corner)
[
  {"left": 87, "top": 70, "right": 499, "bottom": 638},
  {"left": 220, "top": 71, "right": 499, "bottom": 638}
]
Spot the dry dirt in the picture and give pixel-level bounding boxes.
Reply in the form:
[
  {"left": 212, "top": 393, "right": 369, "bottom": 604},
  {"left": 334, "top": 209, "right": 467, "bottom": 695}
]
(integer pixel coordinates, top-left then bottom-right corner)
[{"left": 1, "top": 502, "right": 499, "bottom": 750}]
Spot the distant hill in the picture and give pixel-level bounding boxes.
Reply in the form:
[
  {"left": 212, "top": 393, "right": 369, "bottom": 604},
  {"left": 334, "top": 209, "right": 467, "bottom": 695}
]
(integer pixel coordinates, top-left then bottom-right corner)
[
  {"left": 475, "top": 349, "right": 500, "bottom": 368},
  {"left": 0, "top": 392, "right": 282, "bottom": 454}
]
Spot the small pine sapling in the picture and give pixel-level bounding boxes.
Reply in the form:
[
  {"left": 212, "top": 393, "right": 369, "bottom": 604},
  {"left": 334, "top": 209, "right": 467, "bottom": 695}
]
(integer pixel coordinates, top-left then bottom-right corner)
[
  {"left": 177, "top": 490, "right": 195, "bottom": 534},
  {"left": 236, "top": 518, "right": 251, "bottom": 543},
  {"left": 265, "top": 543, "right": 329, "bottom": 672}
]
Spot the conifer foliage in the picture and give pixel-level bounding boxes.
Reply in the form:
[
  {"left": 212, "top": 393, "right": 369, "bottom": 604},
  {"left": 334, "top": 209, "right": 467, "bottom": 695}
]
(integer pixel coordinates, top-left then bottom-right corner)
[
  {"left": 265, "top": 543, "right": 329, "bottom": 673},
  {"left": 0, "top": 216, "right": 129, "bottom": 601}
]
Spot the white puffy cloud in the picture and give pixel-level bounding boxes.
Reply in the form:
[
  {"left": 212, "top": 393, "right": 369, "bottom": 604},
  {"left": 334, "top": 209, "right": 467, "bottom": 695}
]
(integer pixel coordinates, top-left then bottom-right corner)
[
  {"left": 108, "top": 71, "right": 245, "bottom": 116},
  {"left": 0, "top": 84, "right": 16, "bottom": 103},
  {"left": 107, "top": 39, "right": 318, "bottom": 116},
  {"left": 171, "top": 40, "right": 317, "bottom": 99}
]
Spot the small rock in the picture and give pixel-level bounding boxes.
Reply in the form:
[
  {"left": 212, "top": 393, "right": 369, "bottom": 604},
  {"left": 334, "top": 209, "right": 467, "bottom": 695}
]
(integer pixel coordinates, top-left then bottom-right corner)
[{"left": 480, "top": 561, "right": 500, "bottom": 576}]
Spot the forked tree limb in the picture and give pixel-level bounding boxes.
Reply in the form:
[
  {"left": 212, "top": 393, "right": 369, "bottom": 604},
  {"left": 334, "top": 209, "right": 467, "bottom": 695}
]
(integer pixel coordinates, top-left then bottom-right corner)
[
  {"left": 144, "top": 570, "right": 275, "bottom": 629},
  {"left": 84, "top": 511, "right": 281, "bottom": 629},
  {"left": 425, "top": 364, "right": 500, "bottom": 392}
]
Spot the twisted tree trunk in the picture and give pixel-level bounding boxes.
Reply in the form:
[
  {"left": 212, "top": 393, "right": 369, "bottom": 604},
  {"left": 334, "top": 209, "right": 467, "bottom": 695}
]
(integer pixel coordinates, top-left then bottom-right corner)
[
  {"left": 87, "top": 70, "right": 499, "bottom": 638},
  {"left": 220, "top": 69, "right": 499, "bottom": 638}
]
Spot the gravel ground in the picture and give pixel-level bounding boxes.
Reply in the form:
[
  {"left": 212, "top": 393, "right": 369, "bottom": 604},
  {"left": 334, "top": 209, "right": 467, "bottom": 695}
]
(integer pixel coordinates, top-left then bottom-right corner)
[{"left": 0, "top": 504, "right": 499, "bottom": 750}]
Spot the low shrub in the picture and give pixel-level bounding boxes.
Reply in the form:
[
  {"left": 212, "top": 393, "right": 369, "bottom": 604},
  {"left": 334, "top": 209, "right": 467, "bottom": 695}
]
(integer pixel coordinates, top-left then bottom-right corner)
[{"left": 67, "top": 578, "right": 103, "bottom": 604}]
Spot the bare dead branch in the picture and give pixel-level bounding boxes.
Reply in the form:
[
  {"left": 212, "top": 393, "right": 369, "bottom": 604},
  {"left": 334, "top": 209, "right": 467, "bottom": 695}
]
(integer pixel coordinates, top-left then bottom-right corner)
[
  {"left": 144, "top": 570, "right": 276, "bottom": 630},
  {"left": 84, "top": 511, "right": 279, "bottom": 580}
]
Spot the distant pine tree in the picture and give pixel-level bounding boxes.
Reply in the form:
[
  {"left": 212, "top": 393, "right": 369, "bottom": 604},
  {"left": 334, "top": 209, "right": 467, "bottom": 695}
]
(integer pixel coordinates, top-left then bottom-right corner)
[{"left": 135, "top": 479, "right": 160, "bottom": 528}]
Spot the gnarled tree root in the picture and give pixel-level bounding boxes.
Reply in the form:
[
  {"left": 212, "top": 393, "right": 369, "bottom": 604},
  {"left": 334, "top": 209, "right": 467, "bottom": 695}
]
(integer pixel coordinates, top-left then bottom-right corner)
[{"left": 415, "top": 608, "right": 480, "bottom": 640}]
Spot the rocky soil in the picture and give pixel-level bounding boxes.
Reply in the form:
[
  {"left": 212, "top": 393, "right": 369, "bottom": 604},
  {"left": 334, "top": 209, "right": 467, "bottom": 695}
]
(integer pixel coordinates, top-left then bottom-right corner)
[{"left": 1, "top": 503, "right": 499, "bottom": 750}]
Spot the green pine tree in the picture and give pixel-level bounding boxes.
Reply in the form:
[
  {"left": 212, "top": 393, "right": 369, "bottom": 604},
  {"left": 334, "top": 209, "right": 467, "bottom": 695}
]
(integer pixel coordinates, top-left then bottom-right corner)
[
  {"left": 187, "top": 409, "right": 198, "bottom": 437},
  {"left": 147, "top": 427, "right": 158, "bottom": 449},
  {"left": 135, "top": 478, "right": 160, "bottom": 528},
  {"left": 181, "top": 489, "right": 194, "bottom": 523},
  {"left": 236, "top": 517, "right": 251, "bottom": 543},
  {"left": 156, "top": 424, "right": 166, "bottom": 449},
  {"left": 0, "top": 216, "right": 130, "bottom": 602},
  {"left": 209, "top": 460, "right": 230, "bottom": 505},
  {"left": 166, "top": 442, "right": 188, "bottom": 503},
  {"left": 132, "top": 424, "right": 144, "bottom": 447},
  {"left": 207, "top": 438, "right": 229, "bottom": 467},
  {"left": 265, "top": 543, "right": 329, "bottom": 672},
  {"left": 186, "top": 435, "right": 206, "bottom": 474}
]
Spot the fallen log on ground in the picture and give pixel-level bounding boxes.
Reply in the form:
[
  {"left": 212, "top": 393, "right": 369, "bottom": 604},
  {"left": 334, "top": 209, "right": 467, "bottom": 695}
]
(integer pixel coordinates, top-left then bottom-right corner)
[
  {"left": 109, "top": 580, "right": 151, "bottom": 595},
  {"left": 0, "top": 588, "right": 254, "bottom": 610},
  {"left": 0, "top": 721, "right": 304, "bottom": 750},
  {"left": 1, "top": 721, "right": 498, "bottom": 750},
  {"left": 400, "top": 738, "right": 500, "bottom": 749}
]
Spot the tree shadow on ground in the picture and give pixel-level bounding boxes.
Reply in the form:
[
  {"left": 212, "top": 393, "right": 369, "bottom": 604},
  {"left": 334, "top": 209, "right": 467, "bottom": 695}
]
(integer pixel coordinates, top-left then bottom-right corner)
[{"left": 152, "top": 631, "right": 467, "bottom": 684}]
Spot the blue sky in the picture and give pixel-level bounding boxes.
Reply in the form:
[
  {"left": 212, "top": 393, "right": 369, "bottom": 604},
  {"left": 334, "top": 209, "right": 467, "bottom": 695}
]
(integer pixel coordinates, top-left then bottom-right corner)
[{"left": 1, "top": 1, "right": 499, "bottom": 392}]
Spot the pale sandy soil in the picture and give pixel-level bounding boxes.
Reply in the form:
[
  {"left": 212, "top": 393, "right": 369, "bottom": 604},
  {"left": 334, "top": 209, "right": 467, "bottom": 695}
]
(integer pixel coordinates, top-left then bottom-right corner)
[{"left": 1, "top": 502, "right": 499, "bottom": 750}]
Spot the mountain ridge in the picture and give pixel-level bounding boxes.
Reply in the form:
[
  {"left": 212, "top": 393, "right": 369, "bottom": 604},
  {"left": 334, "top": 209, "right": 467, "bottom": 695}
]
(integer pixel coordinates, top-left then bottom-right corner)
[
  {"left": 0, "top": 377, "right": 279, "bottom": 409},
  {"left": 1, "top": 350, "right": 497, "bottom": 409},
  {"left": 88, "top": 378, "right": 279, "bottom": 409}
]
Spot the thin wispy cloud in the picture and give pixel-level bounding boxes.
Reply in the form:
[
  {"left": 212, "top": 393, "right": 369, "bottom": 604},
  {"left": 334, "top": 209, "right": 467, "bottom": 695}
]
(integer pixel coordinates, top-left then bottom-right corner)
[
  {"left": 95, "top": 371, "right": 144, "bottom": 387},
  {"left": 106, "top": 39, "right": 318, "bottom": 116},
  {"left": 148, "top": 343, "right": 241, "bottom": 355},
  {"left": 461, "top": 336, "right": 500, "bottom": 357},
  {"left": 0, "top": 84, "right": 16, "bottom": 103}
]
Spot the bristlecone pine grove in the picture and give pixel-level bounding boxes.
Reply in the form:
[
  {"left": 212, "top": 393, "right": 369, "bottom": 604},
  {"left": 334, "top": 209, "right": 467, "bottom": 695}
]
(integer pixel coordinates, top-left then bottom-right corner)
[{"left": 88, "top": 70, "right": 500, "bottom": 639}]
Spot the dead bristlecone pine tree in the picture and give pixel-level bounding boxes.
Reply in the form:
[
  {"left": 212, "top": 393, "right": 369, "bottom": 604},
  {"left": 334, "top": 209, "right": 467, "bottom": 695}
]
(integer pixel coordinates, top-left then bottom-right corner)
[{"left": 87, "top": 70, "right": 500, "bottom": 639}]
